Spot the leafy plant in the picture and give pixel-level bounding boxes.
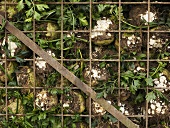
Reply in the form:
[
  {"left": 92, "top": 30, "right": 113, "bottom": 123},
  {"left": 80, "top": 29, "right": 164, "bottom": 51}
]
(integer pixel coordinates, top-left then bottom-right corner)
[
  {"left": 17, "top": 0, "right": 50, "bottom": 21},
  {"left": 121, "top": 70, "right": 146, "bottom": 94}
]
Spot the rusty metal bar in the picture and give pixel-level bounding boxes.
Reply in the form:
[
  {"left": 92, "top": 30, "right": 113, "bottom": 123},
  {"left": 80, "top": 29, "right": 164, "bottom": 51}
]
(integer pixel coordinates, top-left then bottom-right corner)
[
  {"left": 2, "top": 2, "right": 170, "bottom": 5},
  {"left": 0, "top": 14, "right": 139, "bottom": 128},
  {"left": 60, "top": 0, "right": 64, "bottom": 127}
]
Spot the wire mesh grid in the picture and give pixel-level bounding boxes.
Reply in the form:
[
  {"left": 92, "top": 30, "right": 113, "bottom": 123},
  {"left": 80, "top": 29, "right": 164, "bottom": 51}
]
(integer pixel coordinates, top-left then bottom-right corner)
[{"left": 0, "top": 0, "right": 170, "bottom": 128}]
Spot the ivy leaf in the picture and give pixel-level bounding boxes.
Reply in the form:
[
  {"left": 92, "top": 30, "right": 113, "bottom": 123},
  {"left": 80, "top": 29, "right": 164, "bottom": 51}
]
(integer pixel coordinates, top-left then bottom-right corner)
[
  {"left": 145, "top": 77, "right": 153, "bottom": 86},
  {"left": 34, "top": 11, "right": 42, "bottom": 21},
  {"left": 16, "top": 0, "right": 24, "bottom": 11},
  {"left": 36, "top": 4, "right": 49, "bottom": 11},
  {"left": 146, "top": 91, "right": 156, "bottom": 101}
]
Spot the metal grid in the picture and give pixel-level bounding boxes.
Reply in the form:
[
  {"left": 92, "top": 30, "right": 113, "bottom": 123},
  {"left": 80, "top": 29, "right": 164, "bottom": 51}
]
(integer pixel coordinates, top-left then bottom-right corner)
[{"left": 0, "top": 0, "right": 170, "bottom": 128}]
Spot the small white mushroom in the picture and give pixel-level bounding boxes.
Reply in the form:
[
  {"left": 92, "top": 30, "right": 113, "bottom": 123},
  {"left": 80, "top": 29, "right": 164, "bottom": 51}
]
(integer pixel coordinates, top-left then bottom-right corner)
[
  {"left": 140, "top": 11, "right": 157, "bottom": 23},
  {"left": 156, "top": 107, "right": 162, "bottom": 113},
  {"left": 151, "top": 110, "right": 155, "bottom": 114},
  {"left": 91, "top": 18, "right": 113, "bottom": 38},
  {"left": 148, "top": 109, "right": 151, "bottom": 114},
  {"left": 124, "top": 110, "right": 129, "bottom": 115},
  {"left": 154, "top": 80, "right": 159, "bottom": 85},
  {"left": 63, "top": 103, "right": 69, "bottom": 108},
  {"left": 151, "top": 104, "right": 156, "bottom": 110}
]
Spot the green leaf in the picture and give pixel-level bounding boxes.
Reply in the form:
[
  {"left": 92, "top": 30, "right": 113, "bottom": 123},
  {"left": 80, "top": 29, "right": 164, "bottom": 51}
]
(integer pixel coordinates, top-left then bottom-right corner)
[
  {"left": 146, "top": 91, "right": 156, "bottom": 101},
  {"left": 145, "top": 77, "right": 153, "bottom": 86},
  {"left": 8, "top": 81, "right": 17, "bottom": 86},
  {"left": 36, "top": 4, "right": 49, "bottom": 11},
  {"left": 31, "top": 115, "right": 38, "bottom": 122},
  {"left": 25, "top": 121, "right": 33, "bottom": 128},
  {"left": 25, "top": 17, "right": 33, "bottom": 22},
  {"left": 154, "top": 90, "right": 168, "bottom": 102},
  {"left": 97, "top": 4, "right": 109, "bottom": 13},
  {"left": 99, "top": 62, "right": 106, "bottom": 68},
  {"left": 25, "top": 0, "right": 32, "bottom": 7},
  {"left": 34, "top": 11, "right": 42, "bottom": 21},
  {"left": 129, "top": 79, "right": 140, "bottom": 94},
  {"left": 38, "top": 112, "right": 46, "bottom": 120},
  {"left": 121, "top": 70, "right": 134, "bottom": 80},
  {"left": 49, "top": 117, "right": 55, "bottom": 124},
  {"left": 15, "top": 56, "right": 25, "bottom": 63},
  {"left": 78, "top": 13, "right": 88, "bottom": 26},
  {"left": 134, "top": 80, "right": 140, "bottom": 87},
  {"left": 16, "top": 0, "right": 24, "bottom": 11},
  {"left": 0, "top": 18, "right": 6, "bottom": 30},
  {"left": 136, "top": 53, "right": 146, "bottom": 60},
  {"left": 121, "top": 80, "right": 128, "bottom": 88},
  {"left": 26, "top": 8, "right": 34, "bottom": 17},
  {"left": 103, "top": 114, "right": 117, "bottom": 123},
  {"left": 96, "top": 92, "right": 104, "bottom": 99},
  {"left": 135, "top": 93, "right": 144, "bottom": 104}
]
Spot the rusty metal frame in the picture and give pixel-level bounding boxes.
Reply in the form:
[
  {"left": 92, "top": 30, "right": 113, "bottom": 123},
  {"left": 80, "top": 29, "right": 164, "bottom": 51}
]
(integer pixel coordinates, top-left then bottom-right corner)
[{"left": 0, "top": 1, "right": 170, "bottom": 128}]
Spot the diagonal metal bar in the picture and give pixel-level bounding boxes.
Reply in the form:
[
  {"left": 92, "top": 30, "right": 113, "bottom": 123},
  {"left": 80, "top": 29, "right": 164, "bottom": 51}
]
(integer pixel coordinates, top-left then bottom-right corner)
[{"left": 0, "top": 15, "right": 139, "bottom": 128}]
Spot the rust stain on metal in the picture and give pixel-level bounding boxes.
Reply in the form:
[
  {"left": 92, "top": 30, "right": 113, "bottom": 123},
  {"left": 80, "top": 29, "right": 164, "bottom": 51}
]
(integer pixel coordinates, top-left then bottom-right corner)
[{"left": 0, "top": 15, "right": 139, "bottom": 128}]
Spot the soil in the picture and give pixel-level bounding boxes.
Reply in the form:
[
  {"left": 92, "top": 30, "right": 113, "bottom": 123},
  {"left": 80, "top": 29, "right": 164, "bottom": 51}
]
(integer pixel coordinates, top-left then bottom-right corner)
[
  {"left": 129, "top": 5, "right": 157, "bottom": 26},
  {"left": 92, "top": 45, "right": 118, "bottom": 59},
  {"left": 35, "top": 90, "right": 58, "bottom": 110},
  {"left": 120, "top": 33, "right": 143, "bottom": 53},
  {"left": 83, "top": 62, "right": 110, "bottom": 86},
  {"left": 62, "top": 91, "right": 85, "bottom": 114},
  {"left": 146, "top": 26, "right": 170, "bottom": 59},
  {"left": 35, "top": 58, "right": 54, "bottom": 86},
  {"left": 75, "top": 122, "right": 88, "bottom": 128},
  {"left": 16, "top": 66, "right": 34, "bottom": 94}
]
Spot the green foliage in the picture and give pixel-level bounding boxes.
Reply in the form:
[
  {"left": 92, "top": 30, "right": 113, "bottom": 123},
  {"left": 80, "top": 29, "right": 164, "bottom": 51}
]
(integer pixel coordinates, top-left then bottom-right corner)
[
  {"left": 0, "top": 18, "right": 6, "bottom": 31},
  {"left": 145, "top": 77, "right": 153, "bottom": 86},
  {"left": 17, "top": 0, "right": 49, "bottom": 21},
  {"left": 146, "top": 90, "right": 168, "bottom": 102},
  {"left": 146, "top": 91, "right": 156, "bottom": 101},
  {"left": 121, "top": 70, "right": 146, "bottom": 94},
  {"left": 16, "top": 0, "right": 24, "bottom": 11},
  {"left": 135, "top": 93, "right": 145, "bottom": 104},
  {"left": 78, "top": 13, "right": 88, "bottom": 26},
  {"left": 96, "top": 79, "right": 117, "bottom": 99},
  {"left": 103, "top": 113, "right": 117, "bottom": 124},
  {"left": 150, "top": 62, "right": 167, "bottom": 77}
]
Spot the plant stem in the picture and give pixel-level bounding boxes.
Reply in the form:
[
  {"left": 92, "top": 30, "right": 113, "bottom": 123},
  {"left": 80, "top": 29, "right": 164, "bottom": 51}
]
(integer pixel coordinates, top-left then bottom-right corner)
[{"left": 151, "top": 63, "right": 161, "bottom": 77}]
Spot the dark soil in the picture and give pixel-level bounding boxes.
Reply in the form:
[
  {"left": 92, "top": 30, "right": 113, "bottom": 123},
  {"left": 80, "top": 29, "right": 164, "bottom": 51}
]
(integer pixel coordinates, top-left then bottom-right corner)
[{"left": 129, "top": 5, "right": 157, "bottom": 26}]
